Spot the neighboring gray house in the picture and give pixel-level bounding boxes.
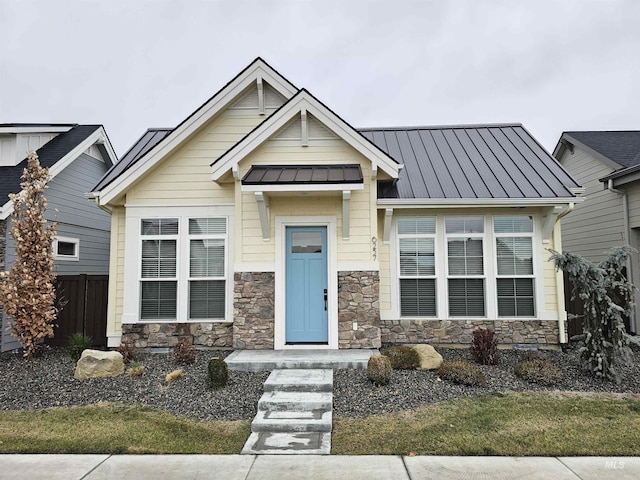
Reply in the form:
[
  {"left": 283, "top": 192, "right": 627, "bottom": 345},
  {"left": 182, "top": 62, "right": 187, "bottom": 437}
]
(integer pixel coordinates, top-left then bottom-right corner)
[
  {"left": 0, "top": 124, "right": 118, "bottom": 351},
  {"left": 554, "top": 131, "right": 640, "bottom": 334}
]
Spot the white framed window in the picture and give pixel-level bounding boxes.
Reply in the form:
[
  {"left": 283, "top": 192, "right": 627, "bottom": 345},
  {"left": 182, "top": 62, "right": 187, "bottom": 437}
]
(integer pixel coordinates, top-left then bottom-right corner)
[
  {"left": 394, "top": 214, "right": 540, "bottom": 321},
  {"left": 397, "top": 216, "right": 437, "bottom": 317},
  {"left": 494, "top": 215, "right": 535, "bottom": 317},
  {"left": 53, "top": 236, "right": 79, "bottom": 261},
  {"left": 446, "top": 216, "right": 486, "bottom": 317},
  {"left": 137, "top": 216, "right": 228, "bottom": 322},
  {"left": 140, "top": 218, "right": 178, "bottom": 320},
  {"left": 188, "top": 218, "right": 226, "bottom": 320}
]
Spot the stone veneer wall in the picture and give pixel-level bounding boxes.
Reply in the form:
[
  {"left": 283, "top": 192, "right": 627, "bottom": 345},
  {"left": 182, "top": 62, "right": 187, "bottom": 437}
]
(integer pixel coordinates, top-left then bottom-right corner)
[
  {"left": 233, "top": 272, "right": 275, "bottom": 349},
  {"left": 380, "top": 319, "right": 560, "bottom": 347},
  {"left": 338, "top": 271, "right": 381, "bottom": 349},
  {"left": 121, "top": 322, "right": 232, "bottom": 348}
]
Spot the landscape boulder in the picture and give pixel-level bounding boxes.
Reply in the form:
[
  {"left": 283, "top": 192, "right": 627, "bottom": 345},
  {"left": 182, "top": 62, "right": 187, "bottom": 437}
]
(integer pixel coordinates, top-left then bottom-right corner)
[
  {"left": 412, "top": 344, "right": 443, "bottom": 370},
  {"left": 74, "top": 349, "right": 124, "bottom": 380}
]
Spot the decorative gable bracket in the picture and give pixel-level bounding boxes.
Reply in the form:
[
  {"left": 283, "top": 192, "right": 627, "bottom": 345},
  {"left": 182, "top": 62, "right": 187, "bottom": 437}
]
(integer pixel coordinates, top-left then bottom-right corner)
[
  {"left": 251, "top": 188, "right": 360, "bottom": 241},
  {"left": 542, "top": 203, "right": 575, "bottom": 243}
]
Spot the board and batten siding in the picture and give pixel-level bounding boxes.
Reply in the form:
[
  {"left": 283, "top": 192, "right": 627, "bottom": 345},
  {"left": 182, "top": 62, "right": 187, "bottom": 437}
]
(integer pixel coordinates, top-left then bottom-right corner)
[
  {"left": 559, "top": 148, "right": 623, "bottom": 262},
  {"left": 236, "top": 141, "right": 377, "bottom": 266}
]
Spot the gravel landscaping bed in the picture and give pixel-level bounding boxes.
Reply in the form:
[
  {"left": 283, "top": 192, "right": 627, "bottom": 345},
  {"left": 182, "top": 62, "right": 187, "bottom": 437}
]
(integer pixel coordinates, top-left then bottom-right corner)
[{"left": 1, "top": 345, "right": 640, "bottom": 421}]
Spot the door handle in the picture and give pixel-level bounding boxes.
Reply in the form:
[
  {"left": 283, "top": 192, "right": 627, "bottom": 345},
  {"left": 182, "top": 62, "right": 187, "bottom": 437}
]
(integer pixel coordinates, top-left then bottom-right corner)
[{"left": 324, "top": 289, "right": 328, "bottom": 311}]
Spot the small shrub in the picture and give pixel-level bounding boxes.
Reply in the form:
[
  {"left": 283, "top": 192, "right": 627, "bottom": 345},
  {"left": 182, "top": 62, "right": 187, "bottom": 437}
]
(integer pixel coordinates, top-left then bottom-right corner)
[
  {"left": 382, "top": 345, "right": 420, "bottom": 370},
  {"left": 471, "top": 327, "right": 500, "bottom": 365},
  {"left": 127, "top": 361, "right": 145, "bottom": 377},
  {"left": 172, "top": 337, "right": 196, "bottom": 365},
  {"left": 437, "top": 360, "right": 486, "bottom": 386},
  {"left": 68, "top": 333, "right": 92, "bottom": 361},
  {"left": 116, "top": 340, "right": 137, "bottom": 364},
  {"left": 514, "top": 359, "right": 562, "bottom": 386},
  {"left": 165, "top": 369, "right": 183, "bottom": 383},
  {"left": 367, "top": 354, "right": 392, "bottom": 386},
  {"left": 206, "top": 357, "right": 229, "bottom": 389}
]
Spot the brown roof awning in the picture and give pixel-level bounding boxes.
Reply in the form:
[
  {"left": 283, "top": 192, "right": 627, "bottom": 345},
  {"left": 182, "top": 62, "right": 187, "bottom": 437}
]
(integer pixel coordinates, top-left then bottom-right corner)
[{"left": 242, "top": 164, "right": 363, "bottom": 185}]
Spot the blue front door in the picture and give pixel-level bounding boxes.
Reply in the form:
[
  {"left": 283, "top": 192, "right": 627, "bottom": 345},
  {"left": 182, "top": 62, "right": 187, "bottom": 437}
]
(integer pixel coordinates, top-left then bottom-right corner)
[{"left": 285, "top": 226, "right": 328, "bottom": 343}]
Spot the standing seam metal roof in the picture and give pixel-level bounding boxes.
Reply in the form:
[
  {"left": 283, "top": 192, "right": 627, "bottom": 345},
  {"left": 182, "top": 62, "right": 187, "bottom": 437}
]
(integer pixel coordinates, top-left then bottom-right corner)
[
  {"left": 361, "top": 125, "right": 580, "bottom": 199},
  {"left": 95, "top": 124, "right": 581, "bottom": 200}
]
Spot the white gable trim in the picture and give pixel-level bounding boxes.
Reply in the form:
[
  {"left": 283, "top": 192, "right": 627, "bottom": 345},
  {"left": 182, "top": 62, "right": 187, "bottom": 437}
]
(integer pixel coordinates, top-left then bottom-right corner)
[
  {"left": 0, "top": 126, "right": 117, "bottom": 221},
  {"left": 210, "top": 90, "right": 400, "bottom": 182},
  {"left": 97, "top": 60, "right": 298, "bottom": 206}
]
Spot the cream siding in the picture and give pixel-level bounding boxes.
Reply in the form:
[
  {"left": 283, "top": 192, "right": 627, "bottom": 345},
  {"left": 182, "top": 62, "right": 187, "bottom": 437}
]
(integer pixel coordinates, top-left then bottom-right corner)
[
  {"left": 559, "top": 148, "right": 623, "bottom": 262},
  {"left": 237, "top": 140, "right": 376, "bottom": 266},
  {"left": 126, "top": 111, "right": 264, "bottom": 205},
  {"left": 106, "top": 206, "right": 125, "bottom": 345}
]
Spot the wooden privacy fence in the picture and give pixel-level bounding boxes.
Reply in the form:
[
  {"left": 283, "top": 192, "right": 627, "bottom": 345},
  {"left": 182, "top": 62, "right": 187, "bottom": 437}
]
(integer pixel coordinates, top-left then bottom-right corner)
[{"left": 47, "top": 274, "right": 108, "bottom": 348}]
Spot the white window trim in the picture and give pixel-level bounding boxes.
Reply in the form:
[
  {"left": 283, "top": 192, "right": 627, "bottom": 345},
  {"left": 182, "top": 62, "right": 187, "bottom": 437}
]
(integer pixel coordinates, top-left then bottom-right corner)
[
  {"left": 492, "top": 215, "right": 537, "bottom": 318},
  {"left": 53, "top": 236, "right": 79, "bottom": 261},
  {"left": 396, "top": 216, "right": 438, "bottom": 318},
  {"left": 122, "top": 205, "right": 234, "bottom": 324},
  {"left": 391, "top": 214, "right": 544, "bottom": 321}
]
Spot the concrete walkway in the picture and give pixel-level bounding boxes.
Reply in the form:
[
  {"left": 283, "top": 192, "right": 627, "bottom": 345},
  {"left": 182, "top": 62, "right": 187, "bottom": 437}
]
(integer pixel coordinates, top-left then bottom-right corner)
[{"left": 1, "top": 455, "right": 638, "bottom": 480}]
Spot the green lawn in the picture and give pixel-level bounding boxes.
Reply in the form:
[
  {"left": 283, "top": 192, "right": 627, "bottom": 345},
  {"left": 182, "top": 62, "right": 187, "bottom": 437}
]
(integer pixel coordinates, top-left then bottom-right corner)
[
  {"left": 0, "top": 404, "right": 249, "bottom": 454},
  {"left": 332, "top": 392, "right": 640, "bottom": 456},
  {"left": 1, "top": 393, "right": 640, "bottom": 455}
]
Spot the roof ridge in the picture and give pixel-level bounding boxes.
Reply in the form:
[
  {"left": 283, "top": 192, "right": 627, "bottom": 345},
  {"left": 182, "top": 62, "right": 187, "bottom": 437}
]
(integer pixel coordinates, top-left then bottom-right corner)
[{"left": 357, "top": 123, "right": 523, "bottom": 132}]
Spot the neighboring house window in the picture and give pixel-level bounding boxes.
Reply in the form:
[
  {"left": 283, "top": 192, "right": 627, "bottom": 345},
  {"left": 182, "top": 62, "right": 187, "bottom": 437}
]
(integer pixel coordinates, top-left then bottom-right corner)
[
  {"left": 398, "top": 216, "right": 436, "bottom": 316},
  {"left": 188, "top": 218, "right": 226, "bottom": 320},
  {"left": 53, "top": 236, "right": 79, "bottom": 261},
  {"left": 138, "top": 217, "right": 228, "bottom": 322},
  {"left": 446, "top": 216, "right": 485, "bottom": 317},
  {"left": 494, "top": 215, "right": 535, "bottom": 317},
  {"left": 140, "top": 219, "right": 178, "bottom": 320}
]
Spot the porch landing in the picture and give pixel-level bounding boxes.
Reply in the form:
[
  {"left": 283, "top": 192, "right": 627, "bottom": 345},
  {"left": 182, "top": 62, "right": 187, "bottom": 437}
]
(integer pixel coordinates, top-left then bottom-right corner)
[{"left": 225, "top": 349, "right": 379, "bottom": 372}]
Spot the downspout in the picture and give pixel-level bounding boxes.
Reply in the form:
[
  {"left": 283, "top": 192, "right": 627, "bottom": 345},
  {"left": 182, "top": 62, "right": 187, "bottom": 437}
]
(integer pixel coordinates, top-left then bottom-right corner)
[
  {"left": 553, "top": 203, "right": 574, "bottom": 344},
  {"left": 607, "top": 179, "right": 635, "bottom": 332}
]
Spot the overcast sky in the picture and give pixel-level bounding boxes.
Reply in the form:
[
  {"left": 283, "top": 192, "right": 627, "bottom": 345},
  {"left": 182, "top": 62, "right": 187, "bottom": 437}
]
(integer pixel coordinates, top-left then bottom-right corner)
[{"left": 1, "top": 0, "right": 639, "bottom": 157}]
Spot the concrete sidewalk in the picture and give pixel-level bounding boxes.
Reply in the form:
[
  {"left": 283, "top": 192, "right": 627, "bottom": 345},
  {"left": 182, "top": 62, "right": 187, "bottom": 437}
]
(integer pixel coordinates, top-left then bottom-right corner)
[{"left": 0, "top": 455, "right": 638, "bottom": 480}]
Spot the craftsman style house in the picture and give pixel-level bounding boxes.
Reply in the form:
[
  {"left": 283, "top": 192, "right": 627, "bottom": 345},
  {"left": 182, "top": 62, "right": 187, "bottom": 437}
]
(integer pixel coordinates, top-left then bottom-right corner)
[{"left": 92, "top": 58, "right": 583, "bottom": 350}]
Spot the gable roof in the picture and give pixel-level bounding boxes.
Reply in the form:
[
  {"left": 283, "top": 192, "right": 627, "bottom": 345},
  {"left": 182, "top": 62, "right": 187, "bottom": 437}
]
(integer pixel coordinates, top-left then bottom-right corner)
[
  {"left": 0, "top": 124, "right": 117, "bottom": 219},
  {"left": 92, "top": 59, "right": 582, "bottom": 206},
  {"left": 554, "top": 131, "right": 640, "bottom": 169},
  {"left": 93, "top": 128, "right": 171, "bottom": 192},
  {"left": 93, "top": 58, "right": 298, "bottom": 204},
  {"left": 210, "top": 88, "right": 400, "bottom": 182},
  {"left": 363, "top": 124, "right": 581, "bottom": 201}
]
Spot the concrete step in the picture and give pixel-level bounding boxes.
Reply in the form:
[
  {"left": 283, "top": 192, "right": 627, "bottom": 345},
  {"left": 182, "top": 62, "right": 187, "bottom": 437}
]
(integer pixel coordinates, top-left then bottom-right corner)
[
  {"left": 264, "top": 369, "right": 333, "bottom": 393},
  {"left": 251, "top": 409, "right": 332, "bottom": 433},
  {"left": 226, "top": 349, "right": 378, "bottom": 372},
  {"left": 258, "top": 391, "right": 332, "bottom": 412},
  {"left": 241, "top": 432, "right": 331, "bottom": 455}
]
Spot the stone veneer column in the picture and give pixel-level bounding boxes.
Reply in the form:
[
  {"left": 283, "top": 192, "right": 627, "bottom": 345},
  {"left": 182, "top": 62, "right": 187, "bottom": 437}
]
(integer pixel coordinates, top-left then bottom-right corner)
[
  {"left": 233, "top": 272, "right": 275, "bottom": 349},
  {"left": 380, "top": 319, "right": 560, "bottom": 347},
  {"left": 338, "top": 271, "right": 381, "bottom": 349}
]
